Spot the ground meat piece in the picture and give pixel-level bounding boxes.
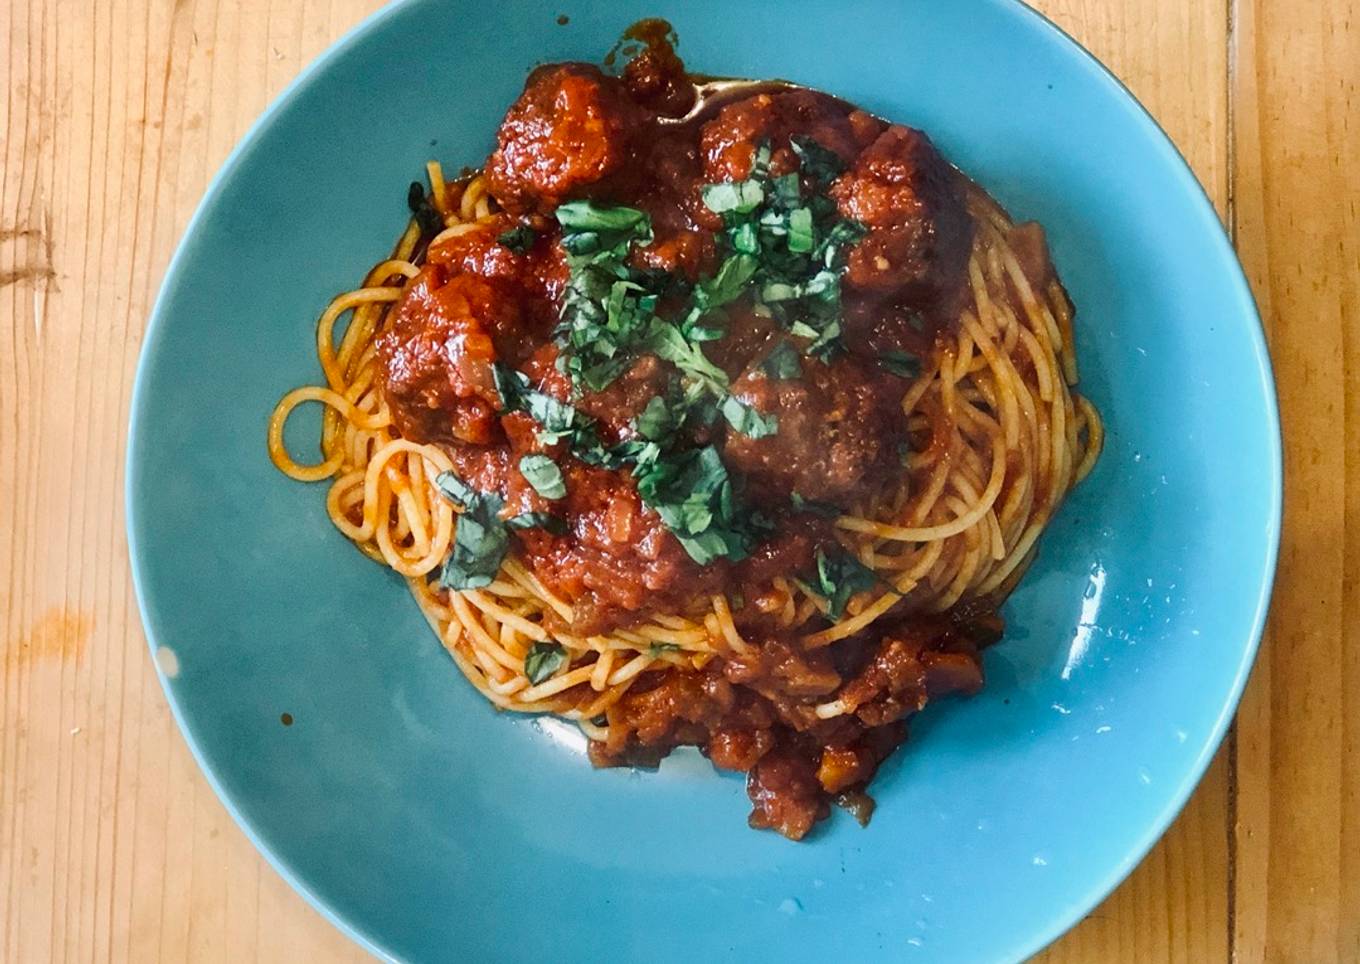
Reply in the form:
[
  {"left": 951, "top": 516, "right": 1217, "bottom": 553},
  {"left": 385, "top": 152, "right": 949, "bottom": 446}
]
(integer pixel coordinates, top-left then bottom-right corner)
[
  {"left": 622, "top": 46, "right": 695, "bottom": 117},
  {"left": 837, "top": 624, "right": 985, "bottom": 727},
  {"left": 722, "top": 352, "right": 904, "bottom": 504},
  {"left": 830, "top": 125, "right": 974, "bottom": 317},
  {"left": 746, "top": 745, "right": 829, "bottom": 840},
  {"left": 486, "top": 64, "right": 644, "bottom": 216},
  {"left": 724, "top": 639, "right": 842, "bottom": 698},
  {"left": 699, "top": 90, "right": 884, "bottom": 182},
  {"left": 706, "top": 727, "right": 776, "bottom": 771},
  {"left": 376, "top": 266, "right": 520, "bottom": 444}
]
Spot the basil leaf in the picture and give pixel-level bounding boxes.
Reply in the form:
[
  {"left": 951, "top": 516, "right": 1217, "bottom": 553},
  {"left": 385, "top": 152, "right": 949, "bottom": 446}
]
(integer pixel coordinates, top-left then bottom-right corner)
[
  {"left": 551, "top": 202, "right": 657, "bottom": 392},
  {"left": 496, "top": 225, "right": 537, "bottom": 253},
  {"left": 791, "top": 492, "right": 840, "bottom": 518},
  {"left": 644, "top": 320, "right": 729, "bottom": 393},
  {"left": 406, "top": 181, "right": 443, "bottom": 235},
  {"left": 434, "top": 471, "right": 510, "bottom": 591},
  {"left": 524, "top": 642, "right": 567, "bottom": 684},
  {"left": 759, "top": 340, "right": 803, "bottom": 379},
  {"left": 648, "top": 642, "right": 681, "bottom": 659},
  {"left": 790, "top": 136, "right": 846, "bottom": 183},
  {"left": 632, "top": 445, "right": 766, "bottom": 565},
  {"left": 492, "top": 363, "right": 530, "bottom": 412},
  {"left": 808, "top": 546, "right": 879, "bottom": 620},
  {"left": 433, "top": 470, "right": 477, "bottom": 509},
  {"left": 694, "top": 253, "right": 758, "bottom": 312},
  {"left": 701, "top": 179, "right": 765, "bottom": 215},
  {"left": 635, "top": 395, "right": 677, "bottom": 441},
  {"left": 720, "top": 395, "right": 779, "bottom": 439},
  {"left": 555, "top": 201, "right": 649, "bottom": 234},
  {"left": 519, "top": 454, "right": 566, "bottom": 500},
  {"left": 506, "top": 512, "right": 569, "bottom": 535},
  {"left": 786, "top": 207, "right": 814, "bottom": 253},
  {"left": 879, "top": 349, "right": 922, "bottom": 378}
]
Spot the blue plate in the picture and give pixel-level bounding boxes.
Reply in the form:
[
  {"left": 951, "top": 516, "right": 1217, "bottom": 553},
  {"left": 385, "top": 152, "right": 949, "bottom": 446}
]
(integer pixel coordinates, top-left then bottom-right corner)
[{"left": 127, "top": 1, "right": 1281, "bottom": 960}]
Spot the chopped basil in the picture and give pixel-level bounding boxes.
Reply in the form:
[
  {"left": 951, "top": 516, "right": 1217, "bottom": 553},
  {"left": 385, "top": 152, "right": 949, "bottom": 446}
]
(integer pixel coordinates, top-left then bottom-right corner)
[
  {"left": 433, "top": 471, "right": 478, "bottom": 510},
  {"left": 786, "top": 207, "right": 814, "bottom": 253},
  {"left": 791, "top": 492, "right": 841, "bottom": 518},
  {"left": 434, "top": 471, "right": 510, "bottom": 590},
  {"left": 632, "top": 445, "right": 767, "bottom": 564},
  {"left": 524, "top": 642, "right": 567, "bottom": 684},
  {"left": 701, "top": 179, "right": 765, "bottom": 215},
  {"left": 720, "top": 395, "right": 779, "bottom": 438},
  {"left": 496, "top": 225, "right": 537, "bottom": 253},
  {"left": 648, "top": 642, "right": 681, "bottom": 659},
  {"left": 519, "top": 454, "right": 566, "bottom": 499},
  {"left": 493, "top": 363, "right": 600, "bottom": 448},
  {"left": 406, "top": 181, "right": 443, "bottom": 235},
  {"left": 879, "top": 349, "right": 922, "bottom": 378},
  {"left": 759, "top": 340, "right": 803, "bottom": 379},
  {"left": 790, "top": 135, "right": 846, "bottom": 183},
  {"left": 553, "top": 201, "right": 657, "bottom": 392},
  {"left": 635, "top": 395, "right": 678, "bottom": 441},
  {"left": 807, "top": 546, "right": 879, "bottom": 620},
  {"left": 697, "top": 138, "right": 866, "bottom": 362},
  {"left": 687, "top": 253, "right": 759, "bottom": 323},
  {"left": 644, "top": 320, "right": 729, "bottom": 394},
  {"left": 506, "top": 512, "right": 569, "bottom": 535},
  {"left": 556, "top": 200, "right": 651, "bottom": 235},
  {"left": 482, "top": 140, "right": 870, "bottom": 570}
]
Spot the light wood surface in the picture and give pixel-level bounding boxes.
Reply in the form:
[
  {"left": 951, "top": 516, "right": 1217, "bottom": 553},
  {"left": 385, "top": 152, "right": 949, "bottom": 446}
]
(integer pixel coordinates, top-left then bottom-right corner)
[{"left": 0, "top": 0, "right": 1352, "bottom": 960}]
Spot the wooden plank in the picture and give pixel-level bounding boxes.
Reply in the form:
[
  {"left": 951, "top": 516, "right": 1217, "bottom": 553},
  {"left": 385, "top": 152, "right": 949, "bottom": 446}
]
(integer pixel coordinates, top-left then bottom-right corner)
[
  {"left": 1230, "top": 0, "right": 1360, "bottom": 961},
  {"left": 0, "top": 1, "right": 379, "bottom": 960},
  {"left": 1031, "top": 0, "right": 1232, "bottom": 958}
]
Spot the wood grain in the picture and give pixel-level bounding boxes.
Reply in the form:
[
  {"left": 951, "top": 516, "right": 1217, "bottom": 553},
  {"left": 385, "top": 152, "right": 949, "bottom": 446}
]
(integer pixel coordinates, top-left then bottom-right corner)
[
  {"left": 0, "top": 0, "right": 1351, "bottom": 960},
  {"left": 1230, "top": 0, "right": 1360, "bottom": 961}
]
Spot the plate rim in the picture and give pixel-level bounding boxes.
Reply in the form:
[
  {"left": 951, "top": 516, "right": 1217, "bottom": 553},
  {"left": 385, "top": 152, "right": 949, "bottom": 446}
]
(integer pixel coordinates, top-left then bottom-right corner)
[{"left": 124, "top": 1, "right": 1283, "bottom": 961}]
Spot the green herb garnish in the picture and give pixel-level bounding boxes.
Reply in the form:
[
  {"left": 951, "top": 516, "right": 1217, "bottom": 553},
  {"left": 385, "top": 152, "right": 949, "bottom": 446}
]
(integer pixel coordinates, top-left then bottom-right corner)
[
  {"left": 807, "top": 546, "right": 879, "bottom": 620},
  {"left": 700, "top": 140, "right": 867, "bottom": 362},
  {"left": 553, "top": 201, "right": 658, "bottom": 392},
  {"left": 720, "top": 395, "right": 779, "bottom": 438},
  {"left": 759, "top": 340, "right": 803, "bottom": 379},
  {"left": 879, "top": 349, "right": 922, "bottom": 379},
  {"left": 506, "top": 512, "right": 569, "bottom": 535},
  {"left": 632, "top": 445, "right": 768, "bottom": 565},
  {"left": 791, "top": 492, "right": 842, "bottom": 518},
  {"left": 790, "top": 136, "right": 847, "bottom": 183},
  {"left": 519, "top": 454, "right": 566, "bottom": 499},
  {"left": 524, "top": 642, "right": 567, "bottom": 684},
  {"left": 434, "top": 471, "right": 510, "bottom": 590},
  {"left": 406, "top": 182, "right": 443, "bottom": 235},
  {"left": 497, "top": 224, "right": 537, "bottom": 253}
]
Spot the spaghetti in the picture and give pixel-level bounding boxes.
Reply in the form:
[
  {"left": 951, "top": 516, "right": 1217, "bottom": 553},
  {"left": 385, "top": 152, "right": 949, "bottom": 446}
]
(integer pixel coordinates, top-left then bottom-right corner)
[{"left": 268, "top": 49, "right": 1101, "bottom": 838}]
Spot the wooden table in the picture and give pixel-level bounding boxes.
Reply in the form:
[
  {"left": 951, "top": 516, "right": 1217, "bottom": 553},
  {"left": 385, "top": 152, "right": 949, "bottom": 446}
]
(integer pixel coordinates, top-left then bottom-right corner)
[{"left": 1, "top": 0, "right": 1354, "bottom": 959}]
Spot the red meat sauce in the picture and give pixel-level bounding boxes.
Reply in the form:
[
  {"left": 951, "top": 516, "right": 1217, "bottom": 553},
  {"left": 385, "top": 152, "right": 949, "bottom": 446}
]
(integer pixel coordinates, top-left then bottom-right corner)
[{"left": 374, "top": 44, "right": 1013, "bottom": 837}]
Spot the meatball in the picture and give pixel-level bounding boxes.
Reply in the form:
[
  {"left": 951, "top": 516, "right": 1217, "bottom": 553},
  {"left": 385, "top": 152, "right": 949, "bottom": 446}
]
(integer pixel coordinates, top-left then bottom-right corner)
[
  {"left": 830, "top": 125, "right": 973, "bottom": 315},
  {"left": 721, "top": 349, "right": 904, "bottom": 504},
  {"left": 376, "top": 266, "right": 519, "bottom": 444},
  {"left": 426, "top": 214, "right": 570, "bottom": 337},
  {"left": 486, "top": 63, "right": 644, "bottom": 216},
  {"left": 699, "top": 90, "right": 883, "bottom": 183}
]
